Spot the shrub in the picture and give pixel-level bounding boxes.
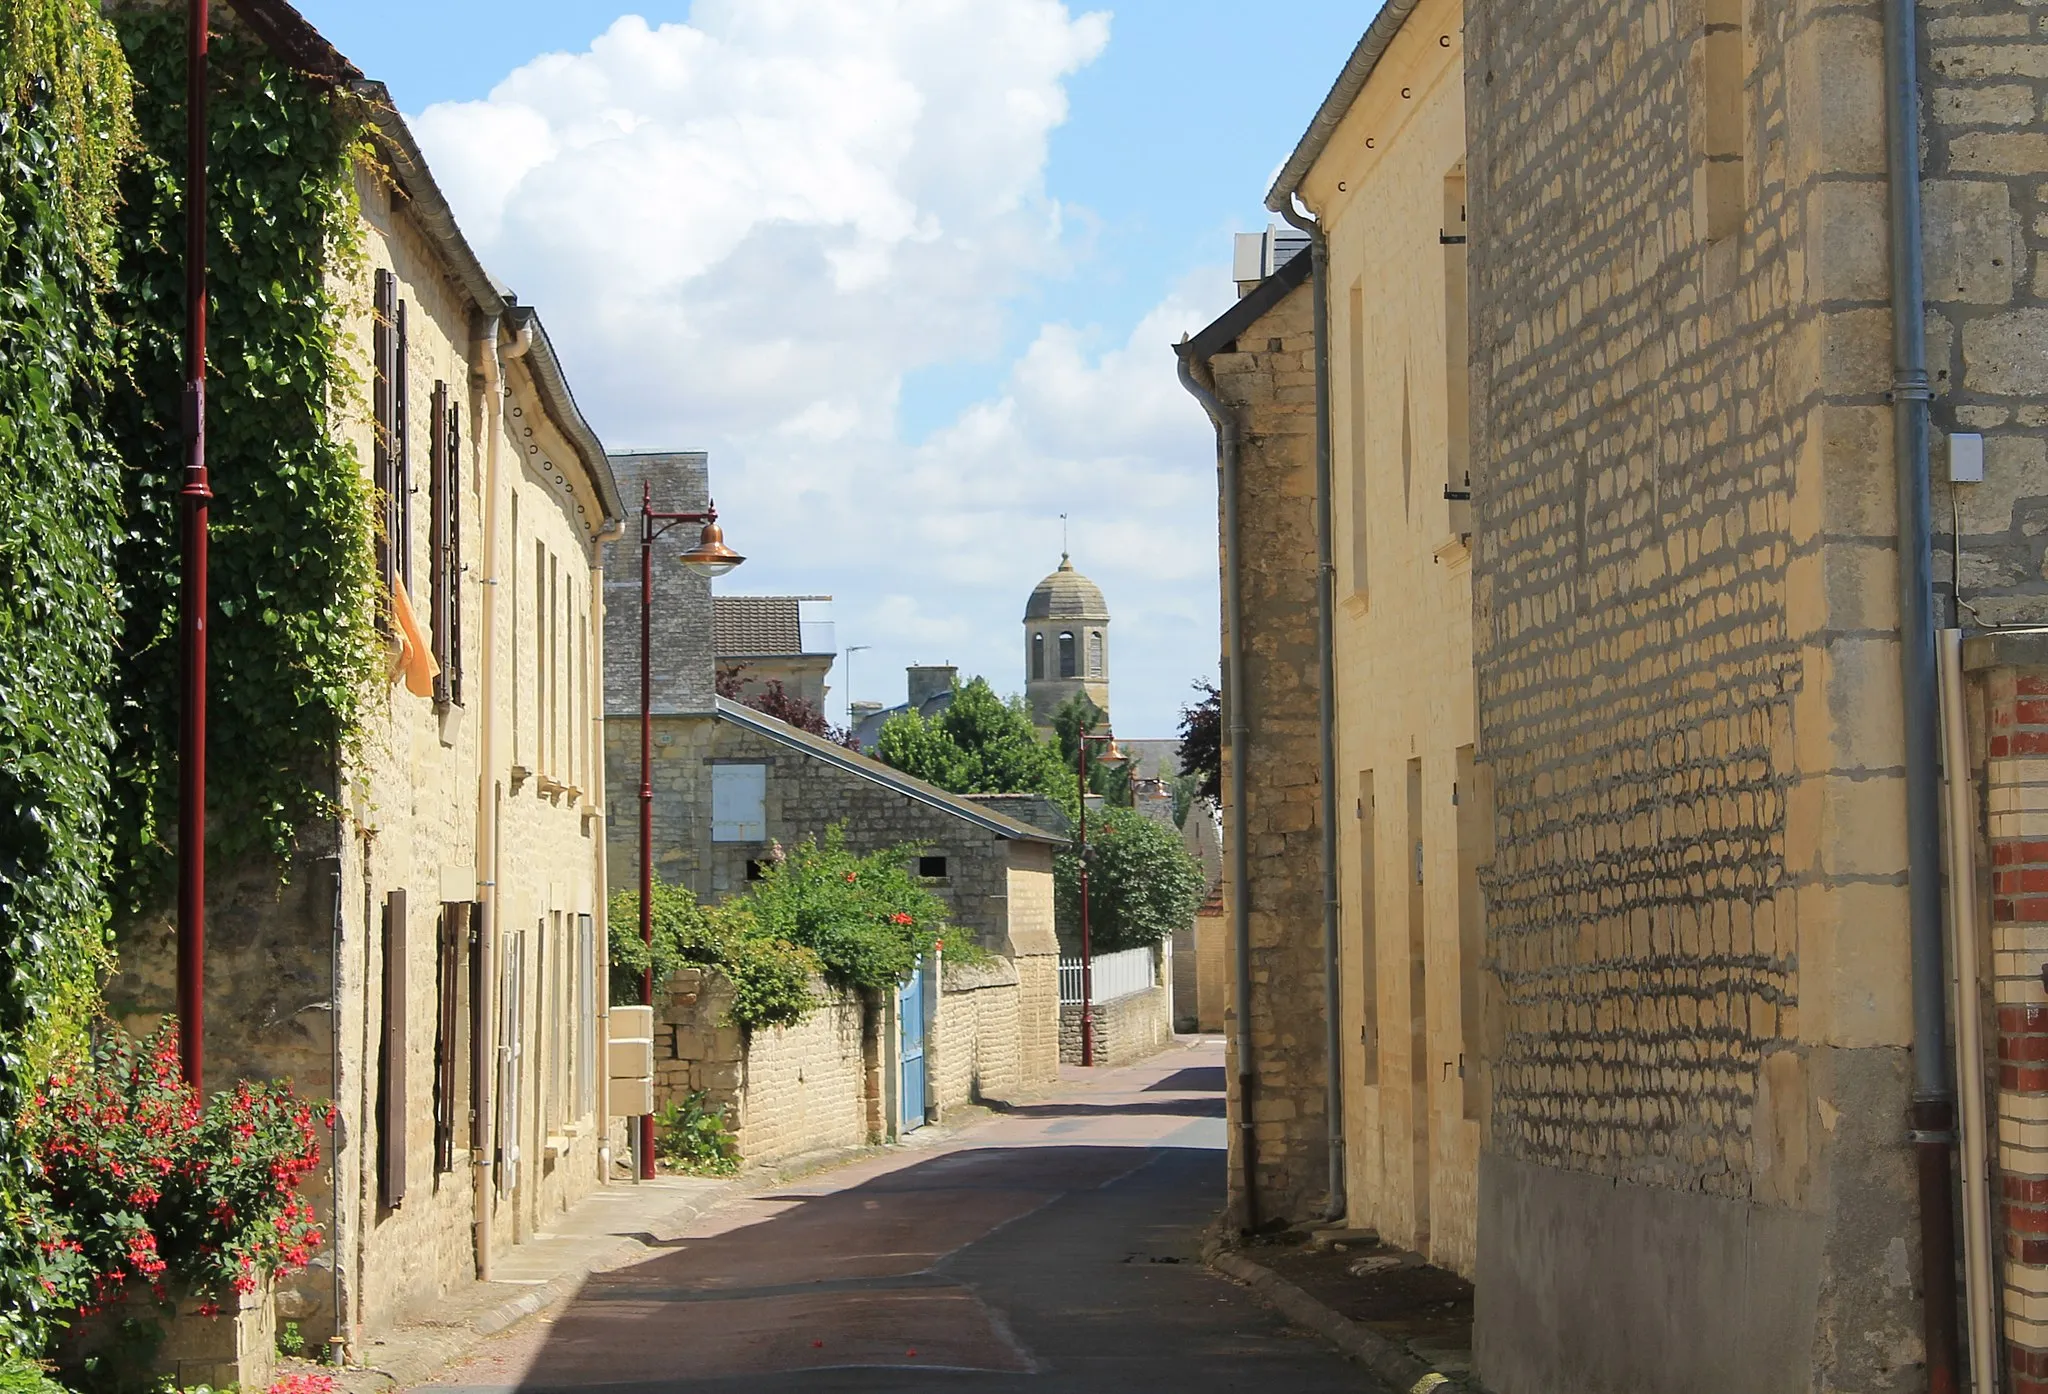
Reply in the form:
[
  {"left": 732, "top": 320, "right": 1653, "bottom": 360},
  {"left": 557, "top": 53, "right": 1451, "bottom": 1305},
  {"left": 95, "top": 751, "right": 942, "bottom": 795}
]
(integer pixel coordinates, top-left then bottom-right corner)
[
  {"left": 608, "top": 882, "right": 818, "bottom": 1031},
  {"left": 1055, "top": 805, "right": 1206, "bottom": 953},
  {"left": 23, "top": 1024, "right": 325, "bottom": 1317},
  {"left": 726, "top": 831, "right": 951, "bottom": 996},
  {"left": 653, "top": 1091, "right": 739, "bottom": 1177}
]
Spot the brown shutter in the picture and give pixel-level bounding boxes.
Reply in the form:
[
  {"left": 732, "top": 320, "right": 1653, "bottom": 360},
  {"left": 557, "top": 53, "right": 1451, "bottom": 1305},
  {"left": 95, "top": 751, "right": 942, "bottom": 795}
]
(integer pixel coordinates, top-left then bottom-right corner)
[
  {"left": 448, "top": 398, "right": 464, "bottom": 705},
  {"left": 433, "top": 902, "right": 464, "bottom": 1175},
  {"left": 429, "top": 381, "right": 451, "bottom": 705},
  {"left": 395, "top": 300, "right": 413, "bottom": 593},
  {"left": 379, "top": 889, "right": 409, "bottom": 1209},
  {"left": 372, "top": 270, "right": 395, "bottom": 606}
]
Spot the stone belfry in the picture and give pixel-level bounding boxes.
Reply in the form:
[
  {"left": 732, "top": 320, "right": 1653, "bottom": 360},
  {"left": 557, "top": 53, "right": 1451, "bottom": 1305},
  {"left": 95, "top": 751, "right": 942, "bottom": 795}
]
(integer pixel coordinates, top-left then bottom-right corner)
[{"left": 1023, "top": 553, "right": 1110, "bottom": 730}]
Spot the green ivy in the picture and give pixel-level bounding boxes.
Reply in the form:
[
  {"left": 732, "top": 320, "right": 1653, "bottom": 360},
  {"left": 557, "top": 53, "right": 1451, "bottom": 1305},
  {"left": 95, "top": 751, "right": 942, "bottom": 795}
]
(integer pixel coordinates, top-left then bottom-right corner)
[
  {"left": 725, "top": 830, "right": 953, "bottom": 997},
  {"left": 0, "top": 0, "right": 132, "bottom": 1357},
  {"left": 104, "top": 11, "right": 378, "bottom": 908},
  {"left": 607, "top": 881, "right": 820, "bottom": 1032}
]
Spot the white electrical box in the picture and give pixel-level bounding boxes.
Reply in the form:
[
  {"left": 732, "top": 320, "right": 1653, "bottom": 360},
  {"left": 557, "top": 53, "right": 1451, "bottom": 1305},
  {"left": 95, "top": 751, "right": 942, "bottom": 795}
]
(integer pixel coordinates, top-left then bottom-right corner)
[{"left": 1950, "top": 432, "right": 1986, "bottom": 483}]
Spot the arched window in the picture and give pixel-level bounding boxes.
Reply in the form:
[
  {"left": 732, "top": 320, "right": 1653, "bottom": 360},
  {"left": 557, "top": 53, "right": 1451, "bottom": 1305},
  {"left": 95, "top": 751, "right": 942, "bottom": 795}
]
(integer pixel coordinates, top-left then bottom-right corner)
[
  {"left": 1088, "top": 631, "right": 1104, "bottom": 677},
  {"left": 1031, "top": 631, "right": 1045, "bottom": 680},
  {"left": 1058, "top": 631, "right": 1077, "bottom": 679}
]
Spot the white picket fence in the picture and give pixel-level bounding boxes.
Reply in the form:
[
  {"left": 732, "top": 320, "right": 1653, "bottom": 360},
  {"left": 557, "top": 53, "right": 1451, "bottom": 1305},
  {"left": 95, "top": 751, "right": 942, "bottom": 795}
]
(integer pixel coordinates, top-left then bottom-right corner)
[{"left": 1059, "top": 946, "right": 1156, "bottom": 1006}]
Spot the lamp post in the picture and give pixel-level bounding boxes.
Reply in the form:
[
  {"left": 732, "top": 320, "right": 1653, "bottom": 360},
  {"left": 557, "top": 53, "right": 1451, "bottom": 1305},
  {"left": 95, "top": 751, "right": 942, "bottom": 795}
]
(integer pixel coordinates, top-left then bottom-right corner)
[
  {"left": 638, "top": 481, "right": 742, "bottom": 1178},
  {"left": 1075, "top": 728, "right": 1127, "bottom": 1067},
  {"left": 843, "top": 644, "right": 871, "bottom": 732},
  {"left": 178, "top": 0, "right": 211, "bottom": 1092}
]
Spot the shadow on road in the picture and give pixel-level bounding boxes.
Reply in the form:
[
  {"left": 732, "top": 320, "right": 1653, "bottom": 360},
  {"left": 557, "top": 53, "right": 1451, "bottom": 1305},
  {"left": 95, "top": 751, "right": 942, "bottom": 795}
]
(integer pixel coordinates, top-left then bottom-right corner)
[
  {"left": 981, "top": 1096, "right": 1224, "bottom": 1120},
  {"left": 1145, "top": 1066, "right": 1224, "bottom": 1093}
]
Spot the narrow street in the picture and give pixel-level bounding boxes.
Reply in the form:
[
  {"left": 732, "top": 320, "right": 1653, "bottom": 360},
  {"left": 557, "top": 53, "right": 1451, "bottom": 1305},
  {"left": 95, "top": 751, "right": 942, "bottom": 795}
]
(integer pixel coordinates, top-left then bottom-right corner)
[{"left": 416, "top": 1043, "right": 1373, "bottom": 1393}]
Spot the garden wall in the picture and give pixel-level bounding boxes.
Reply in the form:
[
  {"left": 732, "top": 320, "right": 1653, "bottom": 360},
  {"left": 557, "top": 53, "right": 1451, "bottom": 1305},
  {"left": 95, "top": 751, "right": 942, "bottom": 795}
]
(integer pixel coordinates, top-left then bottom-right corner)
[{"left": 1060, "top": 980, "right": 1173, "bottom": 1067}]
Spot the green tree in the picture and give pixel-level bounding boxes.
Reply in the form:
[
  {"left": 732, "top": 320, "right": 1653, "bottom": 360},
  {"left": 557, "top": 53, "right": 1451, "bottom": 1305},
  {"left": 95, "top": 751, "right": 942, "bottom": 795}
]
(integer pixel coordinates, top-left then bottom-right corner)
[
  {"left": 875, "top": 676, "right": 1064, "bottom": 797},
  {"left": 1048, "top": 692, "right": 1130, "bottom": 808},
  {"left": 1055, "top": 806, "right": 1206, "bottom": 954},
  {"left": 726, "top": 830, "right": 954, "bottom": 994}
]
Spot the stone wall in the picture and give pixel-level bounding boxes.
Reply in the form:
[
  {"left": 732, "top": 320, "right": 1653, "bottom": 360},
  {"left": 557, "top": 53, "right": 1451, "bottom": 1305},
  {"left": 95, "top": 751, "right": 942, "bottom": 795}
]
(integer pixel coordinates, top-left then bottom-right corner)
[
  {"left": 1460, "top": 0, "right": 1940, "bottom": 1387},
  {"left": 1189, "top": 272, "right": 1332, "bottom": 1229},
  {"left": 602, "top": 452, "right": 714, "bottom": 717},
  {"left": 1060, "top": 982, "right": 1173, "bottom": 1068}
]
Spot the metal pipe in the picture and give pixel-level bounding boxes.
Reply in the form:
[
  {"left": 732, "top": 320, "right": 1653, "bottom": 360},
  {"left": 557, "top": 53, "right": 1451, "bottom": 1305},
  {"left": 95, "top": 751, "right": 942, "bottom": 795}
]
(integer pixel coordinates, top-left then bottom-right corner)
[
  {"left": 1177, "top": 347, "right": 1259, "bottom": 1233},
  {"left": 1078, "top": 737, "right": 1095, "bottom": 1067},
  {"left": 1278, "top": 198, "right": 1347, "bottom": 1224},
  {"left": 638, "top": 481, "right": 658, "bottom": 1180},
  {"left": 177, "top": 0, "right": 212, "bottom": 1093},
  {"left": 590, "top": 530, "right": 621, "bottom": 1184},
  {"left": 1883, "top": 0, "right": 1960, "bottom": 1383},
  {"left": 1940, "top": 629, "right": 1996, "bottom": 1394},
  {"left": 469, "top": 314, "right": 517, "bottom": 1281}
]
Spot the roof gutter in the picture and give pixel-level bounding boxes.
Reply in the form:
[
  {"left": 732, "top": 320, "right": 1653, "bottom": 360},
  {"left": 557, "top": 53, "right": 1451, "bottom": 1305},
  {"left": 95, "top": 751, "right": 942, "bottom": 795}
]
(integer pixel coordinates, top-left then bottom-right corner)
[
  {"left": 506, "top": 306, "right": 625, "bottom": 533},
  {"left": 1264, "top": 0, "right": 1423, "bottom": 215}
]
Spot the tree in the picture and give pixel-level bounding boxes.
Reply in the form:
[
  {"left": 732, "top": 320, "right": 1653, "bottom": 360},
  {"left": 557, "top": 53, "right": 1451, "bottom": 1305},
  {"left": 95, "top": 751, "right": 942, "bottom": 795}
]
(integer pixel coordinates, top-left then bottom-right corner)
[
  {"left": 1054, "top": 806, "right": 1206, "bottom": 954},
  {"left": 1176, "top": 680, "right": 1221, "bottom": 803},
  {"left": 1049, "top": 692, "right": 1130, "bottom": 807},
  {"left": 875, "top": 676, "right": 1065, "bottom": 796},
  {"left": 717, "top": 664, "right": 859, "bottom": 748}
]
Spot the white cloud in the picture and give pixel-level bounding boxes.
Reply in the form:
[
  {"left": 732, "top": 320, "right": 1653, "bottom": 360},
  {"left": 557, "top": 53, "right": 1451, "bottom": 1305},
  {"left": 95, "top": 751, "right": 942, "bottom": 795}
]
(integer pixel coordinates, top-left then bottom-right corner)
[{"left": 412, "top": 0, "right": 1228, "bottom": 734}]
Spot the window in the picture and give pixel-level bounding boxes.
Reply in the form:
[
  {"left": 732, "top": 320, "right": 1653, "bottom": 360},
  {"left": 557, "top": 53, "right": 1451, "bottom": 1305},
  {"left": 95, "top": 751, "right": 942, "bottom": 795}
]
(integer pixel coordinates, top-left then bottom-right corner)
[
  {"left": 1405, "top": 757, "right": 1429, "bottom": 1239},
  {"left": 1031, "top": 632, "right": 1045, "bottom": 680},
  {"left": 429, "top": 381, "right": 463, "bottom": 705},
  {"left": 372, "top": 270, "right": 409, "bottom": 604},
  {"left": 1443, "top": 167, "right": 1471, "bottom": 534},
  {"left": 1058, "top": 631, "right": 1077, "bottom": 679},
  {"left": 1701, "top": 0, "right": 1745, "bottom": 242},
  {"left": 575, "top": 913, "right": 596, "bottom": 1117},
  {"left": 712, "top": 764, "right": 767, "bottom": 842},
  {"left": 1087, "top": 631, "right": 1104, "bottom": 677},
  {"left": 1348, "top": 282, "right": 1370, "bottom": 598},
  {"left": 534, "top": 542, "right": 546, "bottom": 773},
  {"left": 918, "top": 855, "right": 948, "bottom": 880},
  {"left": 1454, "top": 746, "right": 1491, "bottom": 1122},
  {"left": 745, "top": 859, "right": 769, "bottom": 882}
]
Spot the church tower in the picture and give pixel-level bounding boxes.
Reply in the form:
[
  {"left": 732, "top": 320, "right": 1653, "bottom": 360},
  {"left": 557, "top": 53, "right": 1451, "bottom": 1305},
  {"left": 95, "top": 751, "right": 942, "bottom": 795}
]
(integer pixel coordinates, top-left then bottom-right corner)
[{"left": 1023, "top": 553, "right": 1110, "bottom": 730}]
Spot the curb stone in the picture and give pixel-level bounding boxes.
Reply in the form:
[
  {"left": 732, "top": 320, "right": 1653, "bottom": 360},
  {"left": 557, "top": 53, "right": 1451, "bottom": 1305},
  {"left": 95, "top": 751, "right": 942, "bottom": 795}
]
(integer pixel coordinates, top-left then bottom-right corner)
[{"left": 1203, "top": 1242, "right": 1474, "bottom": 1393}]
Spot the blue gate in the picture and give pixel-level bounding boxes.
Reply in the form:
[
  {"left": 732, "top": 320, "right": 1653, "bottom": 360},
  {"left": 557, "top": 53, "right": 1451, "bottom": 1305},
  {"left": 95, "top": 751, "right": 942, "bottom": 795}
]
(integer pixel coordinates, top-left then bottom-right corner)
[{"left": 899, "top": 960, "right": 928, "bottom": 1132}]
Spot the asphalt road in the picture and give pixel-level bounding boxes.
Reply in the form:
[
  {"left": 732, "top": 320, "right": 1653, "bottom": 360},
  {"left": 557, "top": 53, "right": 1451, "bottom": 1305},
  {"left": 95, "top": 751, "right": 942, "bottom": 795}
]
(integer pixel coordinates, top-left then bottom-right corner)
[{"left": 420, "top": 1041, "right": 1375, "bottom": 1393}]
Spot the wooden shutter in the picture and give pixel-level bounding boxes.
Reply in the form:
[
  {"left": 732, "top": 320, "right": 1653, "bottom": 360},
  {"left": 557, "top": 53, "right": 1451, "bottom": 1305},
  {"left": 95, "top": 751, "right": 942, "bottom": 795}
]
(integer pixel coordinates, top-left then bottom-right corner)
[
  {"left": 372, "top": 270, "right": 395, "bottom": 603},
  {"left": 395, "top": 300, "right": 412, "bottom": 592},
  {"left": 432, "top": 902, "right": 464, "bottom": 1175},
  {"left": 379, "top": 889, "right": 408, "bottom": 1209},
  {"left": 429, "top": 381, "right": 452, "bottom": 706},
  {"left": 448, "top": 398, "right": 463, "bottom": 705}
]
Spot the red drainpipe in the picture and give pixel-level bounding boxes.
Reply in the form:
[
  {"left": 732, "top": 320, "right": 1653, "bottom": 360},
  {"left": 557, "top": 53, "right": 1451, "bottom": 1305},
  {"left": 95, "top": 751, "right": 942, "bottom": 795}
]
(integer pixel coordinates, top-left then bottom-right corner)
[{"left": 177, "top": 0, "right": 212, "bottom": 1093}]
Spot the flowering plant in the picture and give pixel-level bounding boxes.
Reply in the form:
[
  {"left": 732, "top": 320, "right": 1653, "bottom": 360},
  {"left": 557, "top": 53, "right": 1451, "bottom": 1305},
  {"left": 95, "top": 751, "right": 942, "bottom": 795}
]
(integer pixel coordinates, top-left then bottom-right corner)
[{"left": 23, "top": 1023, "right": 326, "bottom": 1316}]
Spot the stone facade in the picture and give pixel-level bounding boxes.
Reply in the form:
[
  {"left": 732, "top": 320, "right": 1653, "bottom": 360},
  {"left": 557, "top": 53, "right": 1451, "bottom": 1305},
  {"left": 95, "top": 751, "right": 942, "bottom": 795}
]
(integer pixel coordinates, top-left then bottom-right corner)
[
  {"left": 1179, "top": 254, "right": 1332, "bottom": 1230},
  {"left": 1059, "top": 983, "right": 1172, "bottom": 1068},
  {"left": 1287, "top": 0, "right": 1484, "bottom": 1279},
  {"left": 108, "top": 8, "right": 623, "bottom": 1352}
]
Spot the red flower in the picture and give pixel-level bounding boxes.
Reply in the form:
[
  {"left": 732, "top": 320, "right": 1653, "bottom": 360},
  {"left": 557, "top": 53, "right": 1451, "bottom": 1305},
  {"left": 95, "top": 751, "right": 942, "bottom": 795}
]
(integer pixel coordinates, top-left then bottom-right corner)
[{"left": 891, "top": 913, "right": 914, "bottom": 926}]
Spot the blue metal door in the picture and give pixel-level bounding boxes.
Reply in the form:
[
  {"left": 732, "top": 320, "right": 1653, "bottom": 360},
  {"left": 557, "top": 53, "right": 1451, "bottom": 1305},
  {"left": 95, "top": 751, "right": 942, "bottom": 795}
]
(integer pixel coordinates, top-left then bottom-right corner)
[{"left": 899, "top": 962, "right": 927, "bottom": 1132}]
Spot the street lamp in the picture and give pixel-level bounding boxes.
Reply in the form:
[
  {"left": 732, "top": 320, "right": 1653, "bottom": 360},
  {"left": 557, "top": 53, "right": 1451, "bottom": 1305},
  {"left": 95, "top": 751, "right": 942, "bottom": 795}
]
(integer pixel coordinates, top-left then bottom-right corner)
[
  {"left": 1075, "top": 727, "right": 1127, "bottom": 1067},
  {"left": 843, "top": 644, "right": 871, "bottom": 731},
  {"left": 638, "top": 481, "right": 743, "bottom": 1178}
]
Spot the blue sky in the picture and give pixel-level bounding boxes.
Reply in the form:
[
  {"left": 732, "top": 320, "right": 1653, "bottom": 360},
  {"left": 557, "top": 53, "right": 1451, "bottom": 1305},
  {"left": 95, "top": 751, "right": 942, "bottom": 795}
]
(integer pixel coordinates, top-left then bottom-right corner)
[{"left": 294, "top": 1, "right": 1374, "bottom": 735}]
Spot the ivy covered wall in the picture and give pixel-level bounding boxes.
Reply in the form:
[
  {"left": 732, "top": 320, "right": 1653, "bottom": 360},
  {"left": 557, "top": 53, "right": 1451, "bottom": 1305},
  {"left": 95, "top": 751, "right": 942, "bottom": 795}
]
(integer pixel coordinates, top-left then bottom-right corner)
[
  {"left": 0, "top": 0, "right": 131, "bottom": 1354},
  {"left": 105, "top": 9, "right": 378, "bottom": 911}
]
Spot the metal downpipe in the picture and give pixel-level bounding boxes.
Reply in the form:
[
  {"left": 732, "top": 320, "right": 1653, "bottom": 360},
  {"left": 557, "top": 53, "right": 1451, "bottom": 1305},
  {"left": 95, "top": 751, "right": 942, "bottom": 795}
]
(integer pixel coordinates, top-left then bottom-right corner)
[
  {"left": 1882, "top": 0, "right": 1960, "bottom": 1387},
  {"left": 1178, "top": 347, "right": 1259, "bottom": 1233},
  {"left": 1279, "top": 200, "right": 1346, "bottom": 1224}
]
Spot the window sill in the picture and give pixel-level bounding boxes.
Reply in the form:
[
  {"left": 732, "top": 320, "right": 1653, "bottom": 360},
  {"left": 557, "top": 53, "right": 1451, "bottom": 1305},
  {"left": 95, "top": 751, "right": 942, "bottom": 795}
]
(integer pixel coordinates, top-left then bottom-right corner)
[{"left": 1433, "top": 535, "right": 1472, "bottom": 567}]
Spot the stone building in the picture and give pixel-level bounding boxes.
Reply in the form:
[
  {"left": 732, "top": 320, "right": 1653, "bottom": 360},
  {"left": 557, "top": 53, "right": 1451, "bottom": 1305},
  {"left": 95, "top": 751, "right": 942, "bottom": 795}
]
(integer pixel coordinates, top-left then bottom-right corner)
[
  {"left": 600, "top": 454, "right": 1064, "bottom": 1101},
  {"left": 1023, "top": 554, "right": 1112, "bottom": 729},
  {"left": 1261, "top": 0, "right": 1485, "bottom": 1281},
  {"left": 108, "top": 0, "right": 623, "bottom": 1353},
  {"left": 714, "top": 594, "right": 836, "bottom": 711},
  {"left": 1176, "top": 245, "right": 1331, "bottom": 1230},
  {"left": 1450, "top": 0, "right": 2048, "bottom": 1386}
]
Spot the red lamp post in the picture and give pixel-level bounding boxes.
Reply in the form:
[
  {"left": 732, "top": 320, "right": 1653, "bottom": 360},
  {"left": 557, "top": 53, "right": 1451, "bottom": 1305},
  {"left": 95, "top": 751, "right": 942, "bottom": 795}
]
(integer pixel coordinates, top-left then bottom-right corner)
[
  {"left": 637, "top": 481, "right": 742, "bottom": 1177},
  {"left": 1074, "top": 728, "right": 1127, "bottom": 1067},
  {"left": 177, "top": 0, "right": 211, "bottom": 1092}
]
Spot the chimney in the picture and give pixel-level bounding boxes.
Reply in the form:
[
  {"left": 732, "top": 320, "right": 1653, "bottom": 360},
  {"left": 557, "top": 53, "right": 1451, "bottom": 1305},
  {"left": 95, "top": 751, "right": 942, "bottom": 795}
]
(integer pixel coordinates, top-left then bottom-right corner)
[{"left": 906, "top": 664, "right": 958, "bottom": 710}]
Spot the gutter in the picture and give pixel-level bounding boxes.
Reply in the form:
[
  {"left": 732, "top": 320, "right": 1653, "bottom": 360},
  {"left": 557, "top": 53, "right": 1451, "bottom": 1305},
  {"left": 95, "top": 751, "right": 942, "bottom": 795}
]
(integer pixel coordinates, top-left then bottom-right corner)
[
  {"left": 1276, "top": 200, "right": 1347, "bottom": 1224},
  {"left": 1264, "top": 0, "right": 1424, "bottom": 215},
  {"left": 1175, "top": 345, "right": 1260, "bottom": 1233},
  {"left": 1881, "top": 0, "right": 1961, "bottom": 1389},
  {"left": 506, "top": 306, "right": 625, "bottom": 531}
]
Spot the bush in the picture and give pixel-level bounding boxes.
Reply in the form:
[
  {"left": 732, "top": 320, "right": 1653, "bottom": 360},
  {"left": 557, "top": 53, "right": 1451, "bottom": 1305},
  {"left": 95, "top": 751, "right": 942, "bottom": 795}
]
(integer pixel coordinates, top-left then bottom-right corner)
[
  {"left": 653, "top": 1091, "right": 739, "bottom": 1177},
  {"left": 726, "top": 831, "right": 951, "bottom": 996},
  {"left": 1055, "top": 806, "right": 1206, "bottom": 953},
  {"left": 608, "top": 882, "right": 818, "bottom": 1031},
  {"left": 23, "top": 1024, "right": 325, "bottom": 1317}
]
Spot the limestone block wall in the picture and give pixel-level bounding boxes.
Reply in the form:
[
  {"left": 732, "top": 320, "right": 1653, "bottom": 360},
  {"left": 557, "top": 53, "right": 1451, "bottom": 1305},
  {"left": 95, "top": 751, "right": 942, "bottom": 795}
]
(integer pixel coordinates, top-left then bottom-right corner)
[
  {"left": 1060, "top": 984, "right": 1172, "bottom": 1068},
  {"left": 933, "top": 957, "right": 1029, "bottom": 1112},
  {"left": 655, "top": 969, "right": 868, "bottom": 1165},
  {"left": 1461, "top": 0, "right": 1941, "bottom": 1387},
  {"left": 1197, "top": 275, "right": 1332, "bottom": 1228}
]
